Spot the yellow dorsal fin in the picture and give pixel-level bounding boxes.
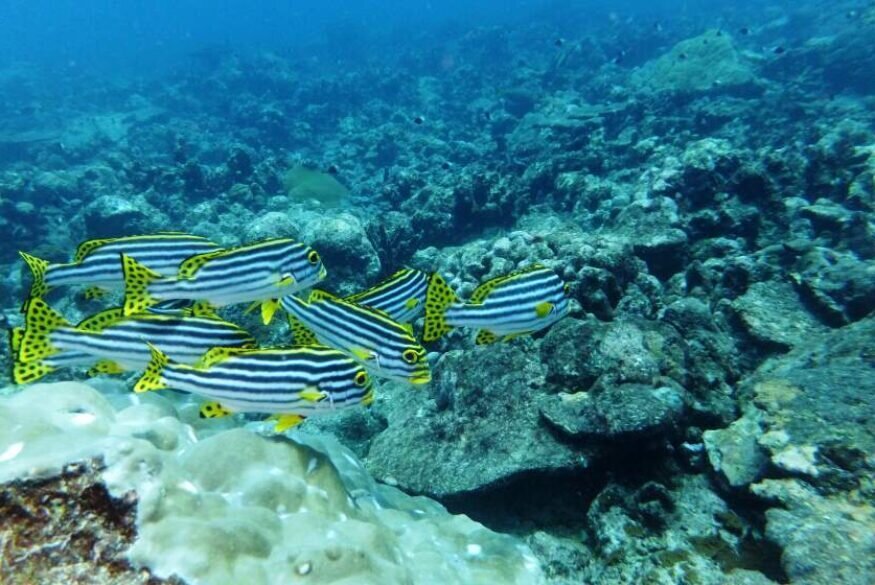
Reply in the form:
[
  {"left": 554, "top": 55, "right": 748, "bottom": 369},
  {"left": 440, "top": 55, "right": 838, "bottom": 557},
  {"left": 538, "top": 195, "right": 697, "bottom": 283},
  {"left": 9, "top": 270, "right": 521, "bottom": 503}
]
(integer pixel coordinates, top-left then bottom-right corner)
[
  {"left": 308, "top": 289, "right": 338, "bottom": 303},
  {"left": 73, "top": 237, "right": 114, "bottom": 263},
  {"left": 178, "top": 249, "right": 228, "bottom": 280},
  {"left": 121, "top": 254, "right": 163, "bottom": 316},
  {"left": 81, "top": 286, "right": 108, "bottom": 301},
  {"left": 87, "top": 359, "right": 125, "bottom": 377},
  {"left": 19, "top": 251, "right": 51, "bottom": 308},
  {"left": 474, "top": 329, "right": 499, "bottom": 345},
  {"left": 200, "top": 401, "right": 233, "bottom": 419},
  {"left": 20, "top": 298, "right": 71, "bottom": 363},
  {"left": 423, "top": 272, "right": 458, "bottom": 342},
  {"left": 77, "top": 308, "right": 126, "bottom": 331},
  {"left": 287, "top": 314, "right": 319, "bottom": 345},
  {"left": 273, "top": 414, "right": 305, "bottom": 432},
  {"left": 188, "top": 300, "right": 218, "bottom": 319},
  {"left": 195, "top": 346, "right": 247, "bottom": 369},
  {"left": 469, "top": 264, "right": 546, "bottom": 304}
]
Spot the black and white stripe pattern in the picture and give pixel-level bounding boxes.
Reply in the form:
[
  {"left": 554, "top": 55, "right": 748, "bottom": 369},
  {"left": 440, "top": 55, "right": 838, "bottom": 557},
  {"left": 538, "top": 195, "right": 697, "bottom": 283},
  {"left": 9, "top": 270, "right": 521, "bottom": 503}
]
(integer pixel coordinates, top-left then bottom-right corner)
[
  {"left": 46, "top": 234, "right": 219, "bottom": 288},
  {"left": 51, "top": 315, "right": 254, "bottom": 370},
  {"left": 447, "top": 268, "right": 570, "bottom": 335},
  {"left": 162, "top": 348, "right": 371, "bottom": 415},
  {"left": 281, "top": 294, "right": 430, "bottom": 384},
  {"left": 344, "top": 268, "right": 428, "bottom": 323},
  {"left": 151, "top": 239, "right": 326, "bottom": 306}
]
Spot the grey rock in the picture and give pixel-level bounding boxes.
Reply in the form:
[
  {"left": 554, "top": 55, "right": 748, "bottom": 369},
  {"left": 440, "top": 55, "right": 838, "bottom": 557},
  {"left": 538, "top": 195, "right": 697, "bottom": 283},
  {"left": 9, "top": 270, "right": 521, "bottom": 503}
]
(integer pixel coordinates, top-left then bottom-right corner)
[
  {"left": 703, "top": 410, "right": 768, "bottom": 488},
  {"left": 730, "top": 281, "right": 828, "bottom": 350},
  {"left": 794, "top": 247, "right": 875, "bottom": 325},
  {"left": 753, "top": 478, "right": 875, "bottom": 585},
  {"left": 365, "top": 343, "right": 590, "bottom": 498},
  {"left": 540, "top": 383, "right": 686, "bottom": 440},
  {"left": 298, "top": 213, "right": 381, "bottom": 293}
]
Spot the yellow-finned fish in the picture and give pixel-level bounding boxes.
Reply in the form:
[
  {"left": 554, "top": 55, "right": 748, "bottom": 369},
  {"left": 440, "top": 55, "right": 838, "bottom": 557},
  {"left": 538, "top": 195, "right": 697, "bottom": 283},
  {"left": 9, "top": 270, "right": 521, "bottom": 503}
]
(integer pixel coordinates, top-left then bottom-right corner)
[
  {"left": 281, "top": 291, "right": 431, "bottom": 385},
  {"left": 121, "top": 238, "right": 327, "bottom": 318},
  {"left": 423, "top": 264, "right": 571, "bottom": 344},
  {"left": 13, "top": 298, "right": 255, "bottom": 385},
  {"left": 19, "top": 232, "right": 220, "bottom": 311},
  {"left": 342, "top": 268, "right": 428, "bottom": 323},
  {"left": 135, "top": 344, "right": 374, "bottom": 432}
]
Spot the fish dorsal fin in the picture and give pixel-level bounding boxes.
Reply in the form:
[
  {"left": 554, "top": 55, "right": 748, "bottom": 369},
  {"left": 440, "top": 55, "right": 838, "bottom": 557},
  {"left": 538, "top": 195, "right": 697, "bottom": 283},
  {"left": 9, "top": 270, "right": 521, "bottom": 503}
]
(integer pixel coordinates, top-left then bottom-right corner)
[
  {"left": 74, "top": 237, "right": 115, "bottom": 263},
  {"left": 308, "top": 289, "right": 339, "bottom": 303},
  {"left": 344, "top": 268, "right": 413, "bottom": 303},
  {"left": 287, "top": 314, "right": 319, "bottom": 345},
  {"left": 77, "top": 308, "right": 126, "bottom": 331},
  {"left": 87, "top": 359, "right": 125, "bottom": 377},
  {"left": 200, "top": 401, "right": 233, "bottom": 419},
  {"left": 178, "top": 249, "right": 228, "bottom": 280},
  {"left": 195, "top": 346, "right": 249, "bottom": 369},
  {"left": 469, "top": 264, "right": 546, "bottom": 303},
  {"left": 475, "top": 329, "right": 499, "bottom": 345}
]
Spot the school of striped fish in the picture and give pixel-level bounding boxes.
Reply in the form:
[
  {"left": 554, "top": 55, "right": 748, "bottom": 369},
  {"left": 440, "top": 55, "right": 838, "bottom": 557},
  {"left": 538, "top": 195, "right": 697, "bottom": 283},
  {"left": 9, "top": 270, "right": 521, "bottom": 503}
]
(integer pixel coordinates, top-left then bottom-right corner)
[{"left": 10, "top": 232, "right": 571, "bottom": 431}]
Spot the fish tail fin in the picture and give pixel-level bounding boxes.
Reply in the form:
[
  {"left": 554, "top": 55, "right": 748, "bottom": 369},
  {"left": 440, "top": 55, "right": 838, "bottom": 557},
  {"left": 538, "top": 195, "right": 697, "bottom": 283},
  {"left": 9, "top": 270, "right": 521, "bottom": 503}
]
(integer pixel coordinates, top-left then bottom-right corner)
[
  {"left": 12, "top": 357, "right": 55, "bottom": 385},
  {"left": 20, "top": 298, "right": 71, "bottom": 363},
  {"left": 19, "top": 251, "right": 51, "bottom": 312},
  {"left": 134, "top": 343, "right": 170, "bottom": 393},
  {"left": 121, "top": 254, "right": 163, "bottom": 316},
  {"left": 423, "top": 272, "right": 458, "bottom": 342}
]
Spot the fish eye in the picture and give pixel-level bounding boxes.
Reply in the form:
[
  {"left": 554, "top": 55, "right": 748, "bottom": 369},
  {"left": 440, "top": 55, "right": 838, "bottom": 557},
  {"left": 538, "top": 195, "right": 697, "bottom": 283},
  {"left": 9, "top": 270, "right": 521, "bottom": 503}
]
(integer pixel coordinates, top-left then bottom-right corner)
[
  {"left": 354, "top": 371, "right": 369, "bottom": 387},
  {"left": 402, "top": 348, "right": 419, "bottom": 364},
  {"left": 307, "top": 250, "right": 320, "bottom": 265}
]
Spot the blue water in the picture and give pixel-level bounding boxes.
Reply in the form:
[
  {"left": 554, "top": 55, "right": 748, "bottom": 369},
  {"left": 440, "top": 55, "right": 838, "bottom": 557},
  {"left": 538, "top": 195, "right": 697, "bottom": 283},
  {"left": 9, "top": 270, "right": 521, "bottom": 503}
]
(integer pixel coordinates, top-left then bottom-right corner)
[{"left": 1, "top": 0, "right": 874, "bottom": 582}]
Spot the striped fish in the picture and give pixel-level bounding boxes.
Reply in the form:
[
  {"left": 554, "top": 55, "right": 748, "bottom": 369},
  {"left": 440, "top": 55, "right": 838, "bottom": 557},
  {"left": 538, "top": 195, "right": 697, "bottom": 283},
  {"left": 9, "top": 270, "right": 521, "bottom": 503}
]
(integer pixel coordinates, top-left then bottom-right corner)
[
  {"left": 343, "top": 268, "right": 429, "bottom": 323},
  {"left": 8, "top": 326, "right": 120, "bottom": 385},
  {"left": 134, "top": 344, "right": 374, "bottom": 432},
  {"left": 13, "top": 298, "right": 255, "bottom": 384},
  {"left": 423, "top": 264, "right": 570, "bottom": 344},
  {"left": 280, "top": 294, "right": 431, "bottom": 384},
  {"left": 19, "top": 232, "right": 220, "bottom": 310},
  {"left": 121, "top": 238, "right": 327, "bottom": 317}
]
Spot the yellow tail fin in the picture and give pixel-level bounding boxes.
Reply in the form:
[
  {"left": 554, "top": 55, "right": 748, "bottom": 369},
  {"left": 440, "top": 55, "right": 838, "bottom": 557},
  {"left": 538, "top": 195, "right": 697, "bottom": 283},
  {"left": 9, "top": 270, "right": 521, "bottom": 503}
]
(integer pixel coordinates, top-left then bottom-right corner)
[
  {"left": 19, "top": 251, "right": 50, "bottom": 313},
  {"left": 121, "top": 254, "right": 163, "bottom": 316},
  {"left": 20, "top": 298, "right": 71, "bottom": 363},
  {"left": 9, "top": 326, "right": 24, "bottom": 355},
  {"left": 423, "top": 272, "right": 458, "bottom": 342},
  {"left": 134, "top": 343, "right": 170, "bottom": 393},
  {"left": 12, "top": 358, "right": 55, "bottom": 385}
]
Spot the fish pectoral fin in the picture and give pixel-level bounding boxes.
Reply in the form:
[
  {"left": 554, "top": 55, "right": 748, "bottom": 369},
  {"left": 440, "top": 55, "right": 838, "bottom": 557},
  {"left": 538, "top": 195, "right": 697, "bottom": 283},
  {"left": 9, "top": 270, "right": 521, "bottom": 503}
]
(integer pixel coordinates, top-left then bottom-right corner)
[
  {"left": 404, "top": 298, "right": 420, "bottom": 310},
  {"left": 350, "top": 346, "right": 377, "bottom": 361},
  {"left": 244, "top": 300, "right": 261, "bottom": 315},
  {"left": 261, "top": 299, "right": 280, "bottom": 325},
  {"left": 535, "top": 301, "right": 554, "bottom": 318},
  {"left": 273, "top": 414, "right": 305, "bottom": 432},
  {"left": 298, "top": 387, "right": 327, "bottom": 403},
  {"left": 277, "top": 274, "right": 296, "bottom": 288},
  {"left": 200, "top": 401, "right": 233, "bottom": 419},
  {"left": 474, "top": 329, "right": 499, "bottom": 345}
]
